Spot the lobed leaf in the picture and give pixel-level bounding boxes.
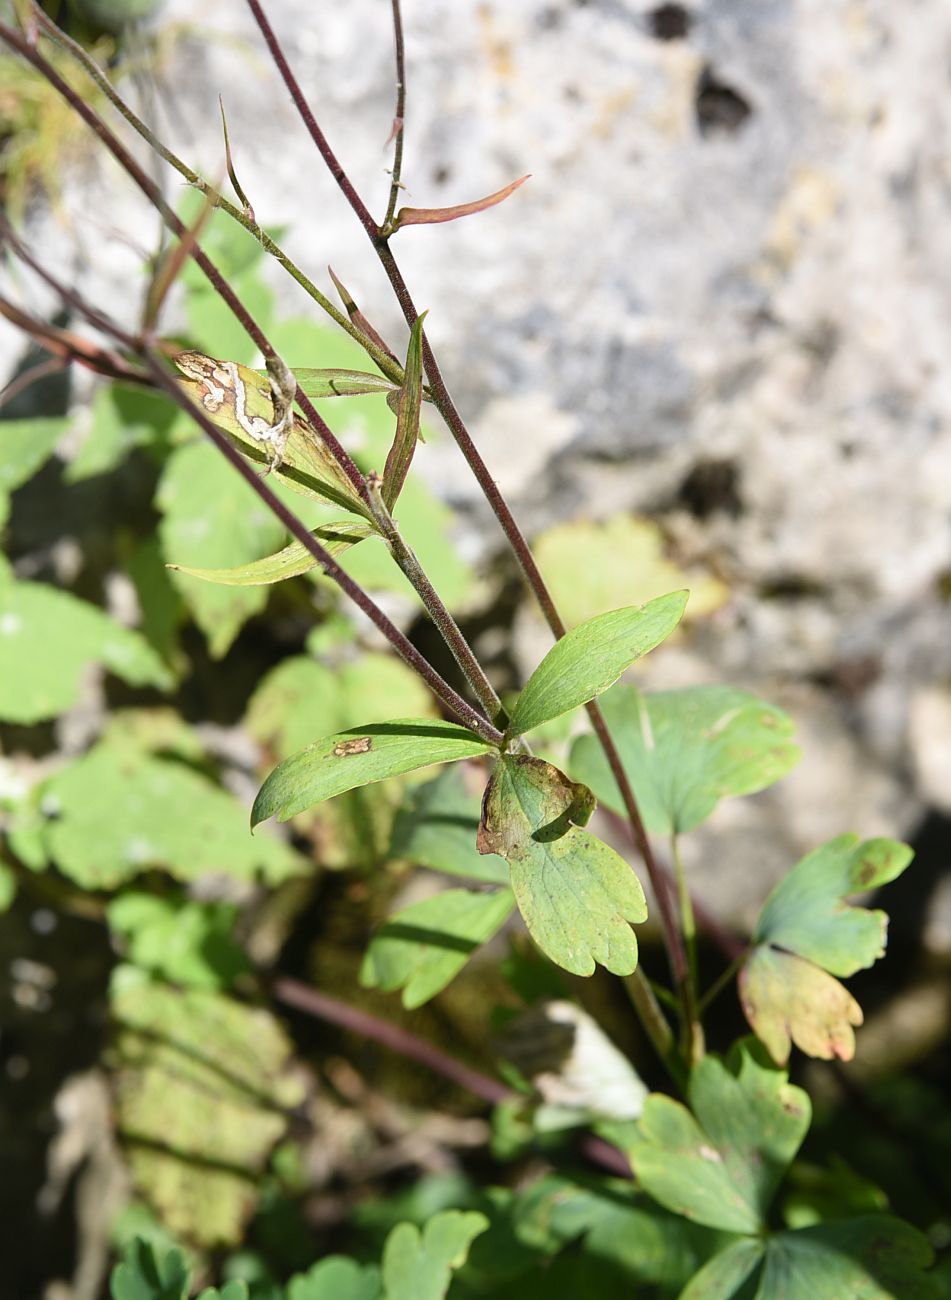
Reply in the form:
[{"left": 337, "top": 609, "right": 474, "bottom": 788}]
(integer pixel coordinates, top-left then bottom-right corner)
[
  {"left": 0, "top": 574, "right": 172, "bottom": 724},
  {"left": 507, "top": 592, "right": 687, "bottom": 739},
  {"left": 381, "top": 1209, "right": 488, "bottom": 1300},
  {"left": 252, "top": 720, "right": 496, "bottom": 827},
  {"left": 360, "top": 886, "right": 515, "bottom": 1008},
  {"left": 390, "top": 767, "right": 509, "bottom": 884},
  {"left": 478, "top": 754, "right": 647, "bottom": 976},
  {"left": 682, "top": 1216, "right": 939, "bottom": 1300},
  {"left": 110, "top": 1239, "right": 189, "bottom": 1300},
  {"left": 629, "top": 1039, "right": 810, "bottom": 1235},
  {"left": 740, "top": 835, "right": 914, "bottom": 1064},
  {"left": 0, "top": 415, "right": 70, "bottom": 491},
  {"left": 287, "top": 1258, "right": 381, "bottom": 1300},
  {"left": 569, "top": 683, "right": 799, "bottom": 835}
]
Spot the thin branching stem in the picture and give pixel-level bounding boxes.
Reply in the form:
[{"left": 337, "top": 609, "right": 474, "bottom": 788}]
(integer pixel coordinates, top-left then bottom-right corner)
[
  {"left": 0, "top": 217, "right": 503, "bottom": 747},
  {"left": 241, "top": 0, "right": 692, "bottom": 1024},
  {"left": 382, "top": 0, "right": 407, "bottom": 230},
  {"left": 27, "top": 3, "right": 405, "bottom": 386}
]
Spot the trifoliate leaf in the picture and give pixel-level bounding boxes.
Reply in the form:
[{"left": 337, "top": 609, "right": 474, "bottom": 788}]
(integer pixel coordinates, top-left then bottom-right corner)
[
  {"left": 739, "top": 835, "right": 913, "bottom": 1064},
  {"left": 682, "top": 1216, "right": 939, "bottom": 1300},
  {"left": 569, "top": 683, "right": 799, "bottom": 835},
  {"left": 287, "top": 1257, "right": 381, "bottom": 1300},
  {"left": 110, "top": 1238, "right": 190, "bottom": 1300},
  {"left": 361, "top": 886, "right": 514, "bottom": 1008},
  {"left": 381, "top": 1210, "right": 488, "bottom": 1300},
  {"left": 252, "top": 720, "right": 496, "bottom": 827},
  {"left": 0, "top": 415, "right": 70, "bottom": 491},
  {"left": 507, "top": 593, "right": 687, "bottom": 738},
  {"left": 478, "top": 755, "right": 647, "bottom": 976},
  {"left": 629, "top": 1039, "right": 810, "bottom": 1234},
  {"left": 390, "top": 767, "right": 508, "bottom": 884},
  {"left": 0, "top": 576, "right": 172, "bottom": 724},
  {"left": 112, "top": 978, "right": 305, "bottom": 1248},
  {"left": 40, "top": 741, "right": 304, "bottom": 889}
]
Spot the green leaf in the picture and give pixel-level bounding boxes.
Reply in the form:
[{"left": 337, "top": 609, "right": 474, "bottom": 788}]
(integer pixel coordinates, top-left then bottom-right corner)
[
  {"left": 112, "top": 977, "right": 305, "bottom": 1248},
  {"left": 173, "top": 352, "right": 370, "bottom": 518},
  {"left": 0, "top": 575, "right": 172, "bottom": 724},
  {"left": 107, "top": 893, "right": 249, "bottom": 990},
  {"left": 287, "top": 1257, "right": 382, "bottom": 1300},
  {"left": 390, "top": 767, "right": 509, "bottom": 884},
  {"left": 0, "top": 415, "right": 69, "bottom": 491},
  {"left": 383, "top": 312, "right": 426, "bottom": 510},
  {"left": 629, "top": 1039, "right": 811, "bottom": 1234},
  {"left": 67, "top": 384, "right": 175, "bottom": 481},
  {"left": 381, "top": 1210, "right": 488, "bottom": 1300},
  {"left": 740, "top": 947, "right": 863, "bottom": 1067},
  {"left": 754, "top": 835, "right": 913, "bottom": 975},
  {"left": 0, "top": 863, "right": 15, "bottom": 912},
  {"left": 507, "top": 592, "right": 687, "bottom": 738},
  {"left": 361, "top": 886, "right": 515, "bottom": 1008},
  {"left": 569, "top": 683, "right": 800, "bottom": 835},
  {"left": 170, "top": 519, "right": 374, "bottom": 586},
  {"left": 741, "top": 835, "right": 914, "bottom": 1064},
  {"left": 273, "top": 368, "right": 399, "bottom": 401},
  {"left": 532, "top": 515, "right": 729, "bottom": 630},
  {"left": 157, "top": 439, "right": 285, "bottom": 656},
  {"left": 252, "top": 720, "right": 496, "bottom": 827},
  {"left": 197, "top": 1284, "right": 249, "bottom": 1300},
  {"left": 40, "top": 740, "right": 305, "bottom": 889},
  {"left": 478, "top": 754, "right": 647, "bottom": 976},
  {"left": 683, "top": 1216, "right": 939, "bottom": 1300},
  {"left": 110, "top": 1238, "right": 190, "bottom": 1300}
]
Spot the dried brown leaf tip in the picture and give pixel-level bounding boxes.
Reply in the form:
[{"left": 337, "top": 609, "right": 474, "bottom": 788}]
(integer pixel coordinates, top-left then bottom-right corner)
[{"left": 390, "top": 174, "right": 530, "bottom": 232}]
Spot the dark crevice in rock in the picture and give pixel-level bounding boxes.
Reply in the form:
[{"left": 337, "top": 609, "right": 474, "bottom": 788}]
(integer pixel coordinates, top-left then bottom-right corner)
[
  {"left": 648, "top": 4, "right": 692, "bottom": 41},
  {"left": 695, "top": 66, "right": 754, "bottom": 136}
]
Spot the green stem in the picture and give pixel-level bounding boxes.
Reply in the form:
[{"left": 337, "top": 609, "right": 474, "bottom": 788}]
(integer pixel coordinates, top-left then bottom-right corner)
[
  {"left": 28, "top": 3, "right": 405, "bottom": 388},
  {"left": 366, "top": 477, "right": 507, "bottom": 728},
  {"left": 697, "top": 951, "right": 749, "bottom": 1018},
  {"left": 671, "top": 833, "right": 704, "bottom": 1063},
  {"left": 623, "top": 967, "right": 686, "bottom": 1091},
  {"left": 382, "top": 0, "right": 407, "bottom": 231}
]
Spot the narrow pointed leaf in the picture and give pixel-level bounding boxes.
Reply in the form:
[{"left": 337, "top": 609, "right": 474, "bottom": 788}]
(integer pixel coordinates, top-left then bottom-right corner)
[
  {"left": 629, "top": 1039, "right": 811, "bottom": 1235},
  {"left": 173, "top": 351, "right": 371, "bottom": 519},
  {"left": 570, "top": 683, "right": 799, "bottom": 834},
  {"left": 383, "top": 312, "right": 426, "bottom": 509},
  {"left": 478, "top": 754, "right": 647, "bottom": 976},
  {"left": 392, "top": 174, "right": 530, "bottom": 230},
  {"left": 252, "top": 720, "right": 496, "bottom": 826},
  {"left": 256, "top": 367, "right": 400, "bottom": 400},
  {"left": 328, "top": 266, "right": 401, "bottom": 365},
  {"left": 219, "top": 95, "right": 255, "bottom": 222},
  {"left": 508, "top": 592, "right": 687, "bottom": 738},
  {"left": 169, "top": 520, "right": 374, "bottom": 586},
  {"left": 360, "top": 886, "right": 515, "bottom": 1008}
]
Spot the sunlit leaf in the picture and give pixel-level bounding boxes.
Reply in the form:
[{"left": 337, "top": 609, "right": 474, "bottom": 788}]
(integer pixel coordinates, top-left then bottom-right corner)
[
  {"left": 0, "top": 574, "right": 172, "bottom": 724},
  {"left": 739, "top": 835, "right": 913, "bottom": 1064},
  {"left": 508, "top": 593, "right": 687, "bottom": 738},
  {"left": 0, "top": 415, "right": 69, "bottom": 491},
  {"left": 269, "top": 367, "right": 399, "bottom": 401},
  {"left": 381, "top": 1210, "right": 488, "bottom": 1300},
  {"left": 39, "top": 740, "right": 305, "bottom": 889},
  {"left": 108, "top": 893, "right": 249, "bottom": 991},
  {"left": 629, "top": 1039, "right": 810, "bottom": 1235},
  {"left": 67, "top": 383, "right": 175, "bottom": 482},
  {"left": 252, "top": 720, "right": 496, "bottom": 827},
  {"left": 570, "top": 683, "right": 799, "bottom": 835},
  {"left": 112, "top": 977, "right": 305, "bottom": 1249},
  {"left": 169, "top": 519, "right": 374, "bottom": 586},
  {"left": 110, "top": 1238, "right": 190, "bottom": 1300},
  {"left": 478, "top": 754, "right": 646, "bottom": 976},
  {"left": 361, "top": 886, "right": 514, "bottom": 1008},
  {"left": 287, "top": 1257, "right": 381, "bottom": 1300}
]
